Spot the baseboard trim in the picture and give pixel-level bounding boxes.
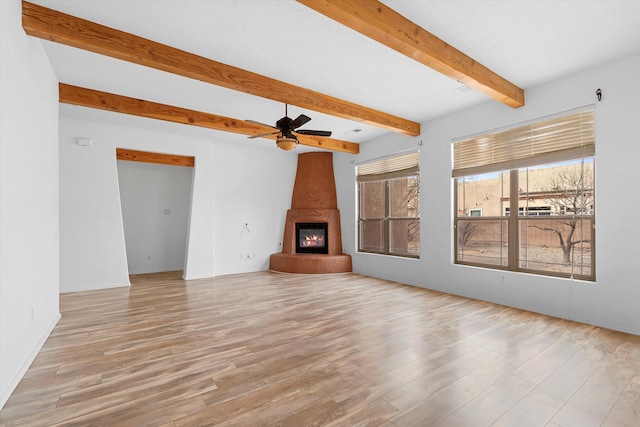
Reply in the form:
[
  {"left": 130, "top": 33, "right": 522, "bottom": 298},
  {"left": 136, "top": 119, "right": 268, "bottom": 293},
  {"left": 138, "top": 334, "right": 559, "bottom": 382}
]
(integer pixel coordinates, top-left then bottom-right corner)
[
  {"left": 60, "top": 281, "right": 130, "bottom": 293},
  {"left": 0, "top": 312, "right": 61, "bottom": 410}
]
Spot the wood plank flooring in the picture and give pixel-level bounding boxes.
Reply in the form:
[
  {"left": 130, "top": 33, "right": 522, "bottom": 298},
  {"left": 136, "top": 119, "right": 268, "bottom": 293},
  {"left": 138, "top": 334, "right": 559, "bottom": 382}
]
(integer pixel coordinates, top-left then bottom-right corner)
[{"left": 2, "top": 271, "right": 640, "bottom": 426}]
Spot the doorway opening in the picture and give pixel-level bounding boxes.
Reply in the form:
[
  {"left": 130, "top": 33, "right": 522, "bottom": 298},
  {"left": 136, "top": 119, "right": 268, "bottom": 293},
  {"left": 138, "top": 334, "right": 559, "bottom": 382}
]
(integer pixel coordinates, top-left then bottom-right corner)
[{"left": 116, "top": 148, "right": 194, "bottom": 276}]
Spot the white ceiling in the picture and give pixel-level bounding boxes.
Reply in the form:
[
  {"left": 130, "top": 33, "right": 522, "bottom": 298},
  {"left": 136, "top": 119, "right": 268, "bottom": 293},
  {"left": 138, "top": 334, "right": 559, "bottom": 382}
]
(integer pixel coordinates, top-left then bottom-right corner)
[{"left": 30, "top": 0, "right": 640, "bottom": 149}]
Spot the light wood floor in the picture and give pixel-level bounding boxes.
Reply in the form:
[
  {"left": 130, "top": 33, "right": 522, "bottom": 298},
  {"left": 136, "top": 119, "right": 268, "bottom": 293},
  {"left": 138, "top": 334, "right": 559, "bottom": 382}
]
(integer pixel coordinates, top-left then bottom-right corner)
[{"left": 1, "top": 271, "right": 639, "bottom": 426}]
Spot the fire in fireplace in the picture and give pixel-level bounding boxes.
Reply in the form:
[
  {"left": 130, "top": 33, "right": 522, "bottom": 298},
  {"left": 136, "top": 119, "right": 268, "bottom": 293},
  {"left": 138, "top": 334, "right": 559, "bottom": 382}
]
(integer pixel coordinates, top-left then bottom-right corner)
[{"left": 296, "top": 223, "right": 328, "bottom": 254}]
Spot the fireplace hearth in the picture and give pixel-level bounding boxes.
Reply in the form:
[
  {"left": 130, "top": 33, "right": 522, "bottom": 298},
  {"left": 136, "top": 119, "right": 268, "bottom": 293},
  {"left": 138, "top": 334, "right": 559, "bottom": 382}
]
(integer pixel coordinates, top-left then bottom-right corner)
[{"left": 269, "top": 152, "right": 352, "bottom": 274}]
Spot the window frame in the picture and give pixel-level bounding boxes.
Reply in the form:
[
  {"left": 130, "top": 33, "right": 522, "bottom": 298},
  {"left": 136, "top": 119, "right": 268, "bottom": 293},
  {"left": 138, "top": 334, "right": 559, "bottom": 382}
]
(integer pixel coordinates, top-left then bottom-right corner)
[
  {"left": 454, "top": 164, "right": 595, "bottom": 281},
  {"left": 357, "top": 152, "right": 420, "bottom": 259}
]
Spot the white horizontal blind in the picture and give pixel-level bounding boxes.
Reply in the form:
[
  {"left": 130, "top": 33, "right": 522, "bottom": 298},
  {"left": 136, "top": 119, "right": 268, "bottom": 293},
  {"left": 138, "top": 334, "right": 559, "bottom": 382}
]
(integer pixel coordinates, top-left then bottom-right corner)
[
  {"left": 453, "top": 110, "right": 595, "bottom": 177},
  {"left": 357, "top": 151, "right": 420, "bottom": 182}
]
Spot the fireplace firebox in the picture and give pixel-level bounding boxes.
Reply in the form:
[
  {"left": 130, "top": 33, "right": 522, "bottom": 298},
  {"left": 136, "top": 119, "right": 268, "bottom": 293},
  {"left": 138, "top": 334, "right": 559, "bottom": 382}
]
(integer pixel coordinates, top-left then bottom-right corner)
[{"left": 296, "top": 223, "right": 328, "bottom": 254}]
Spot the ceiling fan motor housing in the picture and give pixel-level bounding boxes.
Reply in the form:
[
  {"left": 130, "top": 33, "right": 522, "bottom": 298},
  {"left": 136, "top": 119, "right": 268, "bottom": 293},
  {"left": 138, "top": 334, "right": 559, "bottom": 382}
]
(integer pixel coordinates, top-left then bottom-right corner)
[{"left": 276, "top": 116, "right": 294, "bottom": 131}]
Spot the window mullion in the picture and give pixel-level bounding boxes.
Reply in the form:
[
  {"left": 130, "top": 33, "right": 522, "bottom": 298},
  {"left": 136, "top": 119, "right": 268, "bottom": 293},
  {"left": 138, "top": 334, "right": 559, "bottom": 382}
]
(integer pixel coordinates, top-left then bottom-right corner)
[
  {"left": 384, "top": 181, "right": 390, "bottom": 254},
  {"left": 509, "top": 169, "right": 519, "bottom": 269}
]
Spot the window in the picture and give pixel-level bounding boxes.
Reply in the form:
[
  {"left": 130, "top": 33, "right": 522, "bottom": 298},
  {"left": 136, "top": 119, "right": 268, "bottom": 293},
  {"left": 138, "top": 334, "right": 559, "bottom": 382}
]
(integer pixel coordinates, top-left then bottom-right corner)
[
  {"left": 357, "top": 152, "right": 420, "bottom": 258},
  {"left": 505, "top": 206, "right": 552, "bottom": 216},
  {"left": 453, "top": 109, "right": 595, "bottom": 280}
]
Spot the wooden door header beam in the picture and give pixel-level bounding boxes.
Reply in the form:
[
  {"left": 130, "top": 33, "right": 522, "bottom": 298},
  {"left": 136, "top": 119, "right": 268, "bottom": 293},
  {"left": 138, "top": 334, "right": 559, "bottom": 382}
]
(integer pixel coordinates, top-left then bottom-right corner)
[
  {"left": 116, "top": 148, "right": 195, "bottom": 167},
  {"left": 22, "top": 1, "right": 419, "bottom": 137},
  {"left": 297, "top": 0, "right": 525, "bottom": 108},
  {"left": 59, "top": 84, "right": 360, "bottom": 154}
]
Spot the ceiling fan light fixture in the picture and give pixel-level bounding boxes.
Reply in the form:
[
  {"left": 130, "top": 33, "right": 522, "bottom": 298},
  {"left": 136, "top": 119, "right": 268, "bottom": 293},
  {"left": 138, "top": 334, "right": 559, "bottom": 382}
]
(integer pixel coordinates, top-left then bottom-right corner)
[{"left": 276, "top": 136, "right": 297, "bottom": 151}]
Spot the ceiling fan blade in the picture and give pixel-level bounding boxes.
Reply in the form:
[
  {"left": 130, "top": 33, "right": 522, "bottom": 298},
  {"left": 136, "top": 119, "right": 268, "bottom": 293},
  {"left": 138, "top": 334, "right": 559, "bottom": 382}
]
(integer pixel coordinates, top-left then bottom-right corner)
[
  {"left": 290, "top": 114, "right": 311, "bottom": 129},
  {"left": 246, "top": 119, "right": 277, "bottom": 129},
  {"left": 248, "top": 131, "right": 279, "bottom": 139},
  {"left": 295, "top": 129, "right": 332, "bottom": 137}
]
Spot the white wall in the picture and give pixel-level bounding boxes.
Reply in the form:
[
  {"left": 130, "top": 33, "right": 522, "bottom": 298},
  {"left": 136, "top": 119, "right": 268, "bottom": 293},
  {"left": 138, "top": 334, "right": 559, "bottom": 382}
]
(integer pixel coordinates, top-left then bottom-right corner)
[
  {"left": 336, "top": 52, "right": 640, "bottom": 335},
  {"left": 59, "top": 109, "right": 297, "bottom": 291},
  {"left": 210, "top": 140, "right": 296, "bottom": 276},
  {"left": 117, "top": 161, "right": 193, "bottom": 275},
  {"left": 0, "top": 0, "right": 61, "bottom": 408}
]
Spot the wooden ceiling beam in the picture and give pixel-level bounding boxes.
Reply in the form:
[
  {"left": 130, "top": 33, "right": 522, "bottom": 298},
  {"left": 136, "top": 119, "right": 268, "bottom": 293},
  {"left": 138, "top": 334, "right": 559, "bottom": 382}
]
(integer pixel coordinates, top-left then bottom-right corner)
[
  {"left": 297, "top": 0, "right": 525, "bottom": 108},
  {"left": 22, "top": 1, "right": 418, "bottom": 137},
  {"left": 59, "top": 84, "right": 360, "bottom": 154}
]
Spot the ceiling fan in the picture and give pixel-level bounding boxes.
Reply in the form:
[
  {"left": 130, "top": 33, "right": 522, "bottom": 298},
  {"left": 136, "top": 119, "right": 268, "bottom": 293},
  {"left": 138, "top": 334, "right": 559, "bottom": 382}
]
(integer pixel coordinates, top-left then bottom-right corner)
[{"left": 247, "top": 104, "right": 332, "bottom": 150}]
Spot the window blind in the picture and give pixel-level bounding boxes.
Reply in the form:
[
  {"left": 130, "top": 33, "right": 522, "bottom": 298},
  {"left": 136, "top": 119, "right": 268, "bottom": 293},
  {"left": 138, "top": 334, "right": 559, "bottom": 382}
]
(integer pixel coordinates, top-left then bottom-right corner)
[
  {"left": 452, "top": 110, "right": 595, "bottom": 177},
  {"left": 357, "top": 151, "right": 420, "bottom": 182}
]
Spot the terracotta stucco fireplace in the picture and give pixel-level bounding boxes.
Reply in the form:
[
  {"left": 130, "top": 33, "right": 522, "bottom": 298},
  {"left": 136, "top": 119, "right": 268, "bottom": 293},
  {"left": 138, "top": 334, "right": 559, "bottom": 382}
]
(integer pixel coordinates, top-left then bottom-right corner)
[{"left": 269, "top": 152, "right": 352, "bottom": 274}]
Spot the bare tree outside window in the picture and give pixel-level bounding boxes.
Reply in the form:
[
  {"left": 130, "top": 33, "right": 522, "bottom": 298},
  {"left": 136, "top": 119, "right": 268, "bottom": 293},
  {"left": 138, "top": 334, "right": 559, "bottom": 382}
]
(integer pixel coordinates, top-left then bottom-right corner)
[
  {"left": 399, "top": 175, "right": 420, "bottom": 245},
  {"left": 516, "top": 160, "right": 594, "bottom": 276},
  {"left": 457, "top": 221, "right": 478, "bottom": 248},
  {"left": 528, "top": 162, "right": 594, "bottom": 265}
]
